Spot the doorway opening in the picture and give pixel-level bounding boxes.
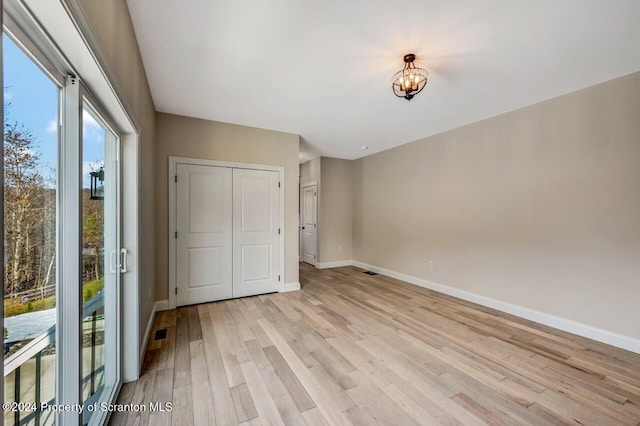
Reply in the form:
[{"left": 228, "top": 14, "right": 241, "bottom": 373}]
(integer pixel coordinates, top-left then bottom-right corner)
[{"left": 300, "top": 182, "right": 318, "bottom": 266}]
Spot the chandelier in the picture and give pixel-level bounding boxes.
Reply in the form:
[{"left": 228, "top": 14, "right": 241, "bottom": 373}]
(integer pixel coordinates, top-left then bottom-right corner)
[{"left": 391, "top": 54, "right": 428, "bottom": 101}]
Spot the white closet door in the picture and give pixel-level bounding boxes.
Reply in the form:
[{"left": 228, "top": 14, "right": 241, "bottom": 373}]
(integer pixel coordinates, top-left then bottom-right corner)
[
  {"left": 233, "top": 168, "right": 281, "bottom": 298},
  {"left": 176, "top": 164, "right": 232, "bottom": 306}
]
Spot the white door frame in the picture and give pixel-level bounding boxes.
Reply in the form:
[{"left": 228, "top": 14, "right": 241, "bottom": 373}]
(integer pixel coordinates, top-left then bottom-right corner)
[
  {"left": 300, "top": 181, "right": 318, "bottom": 266},
  {"left": 168, "top": 156, "right": 285, "bottom": 310}
]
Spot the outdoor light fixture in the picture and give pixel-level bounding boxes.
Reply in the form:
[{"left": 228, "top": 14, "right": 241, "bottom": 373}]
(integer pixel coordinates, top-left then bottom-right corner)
[
  {"left": 90, "top": 167, "right": 104, "bottom": 200},
  {"left": 391, "top": 53, "right": 428, "bottom": 100}
]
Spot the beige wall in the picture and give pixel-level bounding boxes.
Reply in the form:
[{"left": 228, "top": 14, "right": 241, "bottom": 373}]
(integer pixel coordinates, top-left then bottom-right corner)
[
  {"left": 78, "top": 0, "right": 157, "bottom": 348},
  {"left": 353, "top": 72, "right": 640, "bottom": 340},
  {"left": 319, "top": 158, "right": 353, "bottom": 263},
  {"left": 300, "top": 158, "right": 321, "bottom": 260},
  {"left": 300, "top": 157, "right": 353, "bottom": 264},
  {"left": 300, "top": 157, "right": 321, "bottom": 186},
  {"left": 154, "top": 113, "right": 300, "bottom": 299}
]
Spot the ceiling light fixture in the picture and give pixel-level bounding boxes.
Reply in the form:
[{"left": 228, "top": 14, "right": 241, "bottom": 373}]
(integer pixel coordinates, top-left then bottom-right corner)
[{"left": 391, "top": 53, "right": 428, "bottom": 101}]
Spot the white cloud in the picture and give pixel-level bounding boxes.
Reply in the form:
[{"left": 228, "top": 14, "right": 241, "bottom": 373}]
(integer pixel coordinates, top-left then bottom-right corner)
[
  {"left": 46, "top": 119, "right": 58, "bottom": 133},
  {"left": 4, "top": 91, "right": 13, "bottom": 100},
  {"left": 82, "top": 110, "right": 105, "bottom": 143},
  {"left": 83, "top": 110, "right": 101, "bottom": 129}
]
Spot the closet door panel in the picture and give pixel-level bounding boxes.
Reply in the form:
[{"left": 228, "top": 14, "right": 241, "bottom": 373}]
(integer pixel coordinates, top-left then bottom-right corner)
[
  {"left": 176, "top": 164, "right": 233, "bottom": 305},
  {"left": 233, "top": 168, "right": 280, "bottom": 298}
]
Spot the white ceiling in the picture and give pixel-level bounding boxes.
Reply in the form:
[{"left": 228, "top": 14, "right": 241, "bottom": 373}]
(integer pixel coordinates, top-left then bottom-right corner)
[{"left": 127, "top": 0, "right": 640, "bottom": 161}]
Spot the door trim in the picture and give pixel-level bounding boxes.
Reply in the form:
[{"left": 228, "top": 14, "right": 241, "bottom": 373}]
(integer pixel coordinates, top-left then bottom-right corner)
[
  {"left": 168, "top": 156, "right": 285, "bottom": 310},
  {"left": 300, "top": 181, "right": 318, "bottom": 267}
]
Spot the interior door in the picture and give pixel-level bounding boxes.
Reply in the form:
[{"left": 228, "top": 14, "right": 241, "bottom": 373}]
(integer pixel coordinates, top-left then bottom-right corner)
[
  {"left": 301, "top": 184, "right": 317, "bottom": 265},
  {"left": 233, "top": 168, "right": 281, "bottom": 298},
  {"left": 176, "top": 164, "right": 233, "bottom": 306}
]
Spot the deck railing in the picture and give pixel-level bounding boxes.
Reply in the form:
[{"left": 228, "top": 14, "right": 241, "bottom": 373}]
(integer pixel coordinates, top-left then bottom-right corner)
[{"left": 3, "top": 292, "right": 105, "bottom": 426}]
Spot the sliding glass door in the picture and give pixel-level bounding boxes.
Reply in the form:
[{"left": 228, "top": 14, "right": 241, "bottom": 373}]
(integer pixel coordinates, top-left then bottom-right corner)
[{"left": 3, "top": 16, "right": 123, "bottom": 426}]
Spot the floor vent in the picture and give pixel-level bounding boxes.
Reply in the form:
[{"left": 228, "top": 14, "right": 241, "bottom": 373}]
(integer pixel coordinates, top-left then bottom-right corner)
[
  {"left": 155, "top": 329, "right": 167, "bottom": 340},
  {"left": 363, "top": 271, "right": 378, "bottom": 276}
]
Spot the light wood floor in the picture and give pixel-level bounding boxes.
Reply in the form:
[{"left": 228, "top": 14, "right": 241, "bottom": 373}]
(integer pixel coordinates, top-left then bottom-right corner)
[{"left": 109, "top": 264, "right": 640, "bottom": 425}]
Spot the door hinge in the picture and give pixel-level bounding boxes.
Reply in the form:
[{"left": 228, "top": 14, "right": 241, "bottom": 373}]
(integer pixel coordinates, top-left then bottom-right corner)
[
  {"left": 314, "top": 192, "right": 317, "bottom": 196},
  {"left": 278, "top": 275, "right": 281, "bottom": 282},
  {"left": 278, "top": 228, "right": 281, "bottom": 235},
  {"left": 175, "top": 231, "right": 178, "bottom": 239},
  {"left": 278, "top": 181, "right": 281, "bottom": 188},
  {"left": 175, "top": 175, "right": 178, "bottom": 183},
  {"left": 175, "top": 287, "right": 177, "bottom": 295}
]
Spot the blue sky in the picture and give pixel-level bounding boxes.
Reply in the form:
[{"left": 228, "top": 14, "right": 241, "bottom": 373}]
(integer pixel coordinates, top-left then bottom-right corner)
[{"left": 4, "top": 33, "right": 105, "bottom": 188}]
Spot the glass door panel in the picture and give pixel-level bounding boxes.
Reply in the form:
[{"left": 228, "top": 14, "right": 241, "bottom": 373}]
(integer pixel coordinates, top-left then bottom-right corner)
[
  {"left": 81, "top": 104, "right": 119, "bottom": 424},
  {"left": 3, "top": 33, "right": 60, "bottom": 426}
]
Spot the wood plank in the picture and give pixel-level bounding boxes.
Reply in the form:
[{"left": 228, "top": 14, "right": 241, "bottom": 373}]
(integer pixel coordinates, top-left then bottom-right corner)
[
  {"left": 189, "top": 340, "right": 215, "bottom": 426},
  {"left": 230, "top": 383, "right": 258, "bottom": 423},
  {"left": 263, "top": 345, "right": 316, "bottom": 412},
  {"left": 380, "top": 383, "right": 444, "bottom": 425},
  {"left": 148, "top": 368, "right": 173, "bottom": 426},
  {"left": 240, "top": 360, "right": 285, "bottom": 426},
  {"left": 228, "top": 300, "right": 257, "bottom": 342},
  {"left": 110, "top": 382, "right": 135, "bottom": 425},
  {"left": 171, "top": 384, "right": 194, "bottom": 426},
  {"left": 198, "top": 304, "right": 239, "bottom": 425},
  {"left": 452, "top": 393, "right": 504, "bottom": 425},
  {"left": 345, "top": 370, "right": 420, "bottom": 426},
  {"left": 173, "top": 308, "right": 191, "bottom": 389},
  {"left": 300, "top": 407, "right": 329, "bottom": 426},
  {"left": 244, "top": 339, "right": 289, "bottom": 399},
  {"left": 272, "top": 393, "right": 306, "bottom": 426},
  {"left": 210, "top": 302, "right": 248, "bottom": 387},
  {"left": 125, "top": 367, "right": 156, "bottom": 425},
  {"left": 187, "top": 306, "right": 202, "bottom": 342}
]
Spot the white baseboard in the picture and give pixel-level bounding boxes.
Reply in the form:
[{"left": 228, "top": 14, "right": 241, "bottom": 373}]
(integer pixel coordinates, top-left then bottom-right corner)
[
  {"left": 281, "top": 282, "right": 301, "bottom": 292},
  {"left": 138, "top": 299, "right": 170, "bottom": 371},
  {"left": 139, "top": 305, "right": 156, "bottom": 370},
  {"left": 316, "top": 260, "right": 353, "bottom": 269},
  {"left": 155, "top": 299, "right": 169, "bottom": 312},
  {"left": 351, "top": 260, "right": 640, "bottom": 354}
]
